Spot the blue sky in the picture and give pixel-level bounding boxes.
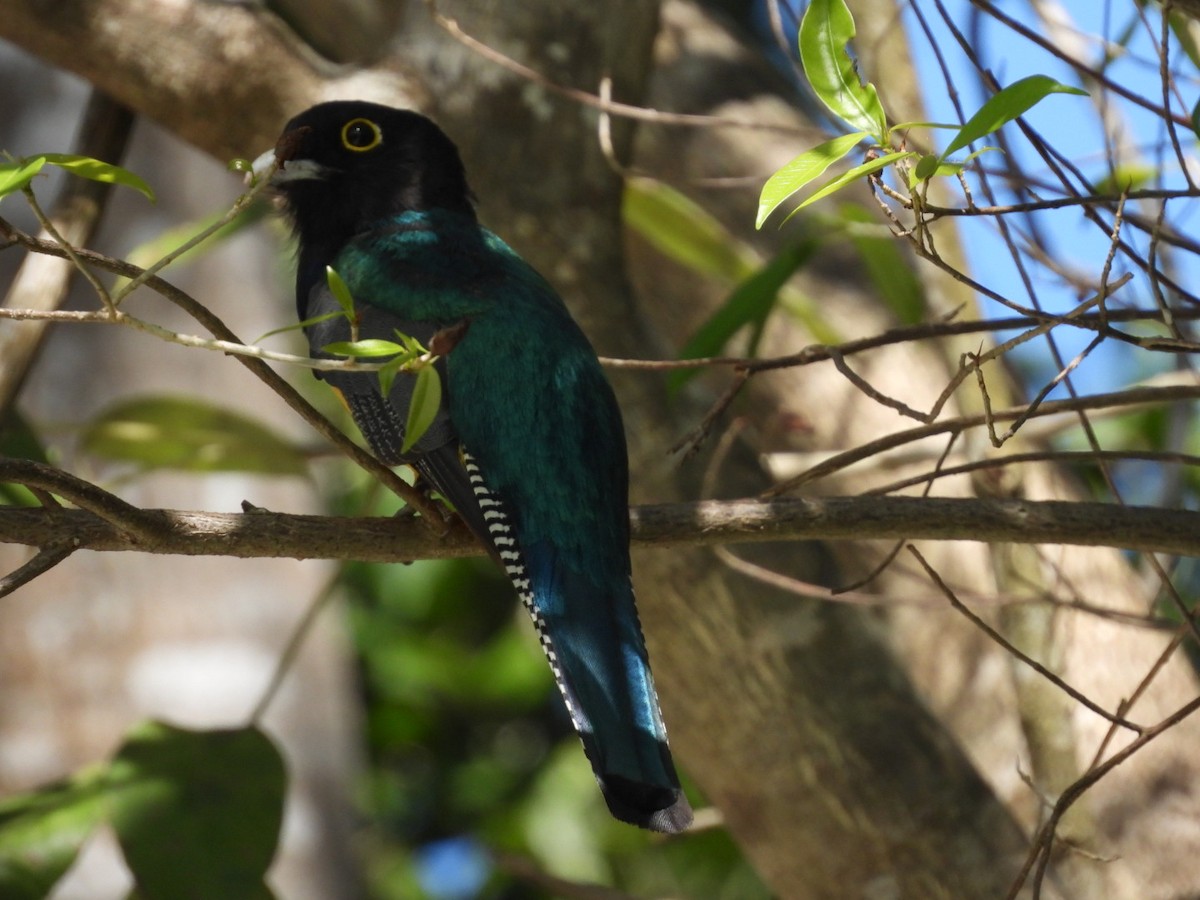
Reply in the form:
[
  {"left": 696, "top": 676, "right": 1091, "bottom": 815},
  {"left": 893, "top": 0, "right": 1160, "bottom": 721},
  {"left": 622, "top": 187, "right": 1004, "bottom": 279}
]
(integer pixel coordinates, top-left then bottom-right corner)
[{"left": 896, "top": 0, "right": 1200, "bottom": 395}]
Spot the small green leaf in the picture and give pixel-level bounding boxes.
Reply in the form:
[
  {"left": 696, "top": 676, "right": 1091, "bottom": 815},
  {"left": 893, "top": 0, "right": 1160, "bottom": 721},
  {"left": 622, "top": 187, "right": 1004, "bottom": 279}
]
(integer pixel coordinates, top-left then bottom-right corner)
[
  {"left": 1191, "top": 96, "right": 1200, "bottom": 142},
  {"left": 0, "top": 157, "right": 47, "bottom": 200},
  {"left": 0, "top": 411, "right": 48, "bottom": 507},
  {"left": 798, "top": 0, "right": 887, "bottom": 138},
  {"left": 942, "top": 75, "right": 1087, "bottom": 159},
  {"left": 890, "top": 120, "right": 962, "bottom": 133},
  {"left": 914, "top": 154, "right": 940, "bottom": 181},
  {"left": 782, "top": 150, "right": 915, "bottom": 220},
  {"left": 40, "top": 154, "right": 154, "bottom": 201},
  {"left": 1169, "top": 11, "right": 1200, "bottom": 70},
  {"left": 322, "top": 339, "right": 406, "bottom": 358},
  {"left": 325, "top": 266, "right": 356, "bottom": 317},
  {"left": 108, "top": 721, "right": 284, "bottom": 900},
  {"left": 402, "top": 366, "right": 443, "bottom": 453},
  {"left": 757, "top": 131, "right": 867, "bottom": 229},
  {"left": 671, "top": 238, "right": 819, "bottom": 391},
  {"left": 228, "top": 158, "right": 254, "bottom": 174},
  {"left": 255, "top": 310, "right": 343, "bottom": 343},
  {"left": 625, "top": 177, "right": 758, "bottom": 280},
  {"left": 395, "top": 332, "right": 425, "bottom": 356},
  {"left": 1094, "top": 163, "right": 1157, "bottom": 195},
  {"left": 0, "top": 766, "right": 109, "bottom": 900},
  {"left": 124, "top": 204, "right": 267, "bottom": 276},
  {"left": 80, "top": 395, "right": 308, "bottom": 476},
  {"left": 377, "top": 358, "right": 402, "bottom": 401},
  {"left": 911, "top": 147, "right": 998, "bottom": 185}
]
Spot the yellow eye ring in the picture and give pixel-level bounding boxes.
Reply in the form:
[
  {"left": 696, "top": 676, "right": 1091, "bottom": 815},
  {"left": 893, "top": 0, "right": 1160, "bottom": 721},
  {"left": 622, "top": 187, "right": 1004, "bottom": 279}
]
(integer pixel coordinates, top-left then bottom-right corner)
[{"left": 341, "top": 118, "right": 383, "bottom": 152}]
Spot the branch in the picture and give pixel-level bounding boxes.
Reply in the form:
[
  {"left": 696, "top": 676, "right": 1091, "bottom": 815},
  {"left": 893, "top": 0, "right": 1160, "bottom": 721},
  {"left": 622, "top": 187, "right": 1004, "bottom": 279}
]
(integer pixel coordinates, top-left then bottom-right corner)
[
  {"left": 2, "top": 460, "right": 1198, "bottom": 559},
  {"left": 0, "top": 0, "right": 422, "bottom": 161}
]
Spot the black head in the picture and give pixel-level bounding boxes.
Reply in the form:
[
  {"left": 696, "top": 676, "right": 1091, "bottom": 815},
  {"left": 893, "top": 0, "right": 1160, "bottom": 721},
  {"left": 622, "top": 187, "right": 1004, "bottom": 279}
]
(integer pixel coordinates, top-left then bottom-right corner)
[{"left": 258, "top": 100, "right": 475, "bottom": 251}]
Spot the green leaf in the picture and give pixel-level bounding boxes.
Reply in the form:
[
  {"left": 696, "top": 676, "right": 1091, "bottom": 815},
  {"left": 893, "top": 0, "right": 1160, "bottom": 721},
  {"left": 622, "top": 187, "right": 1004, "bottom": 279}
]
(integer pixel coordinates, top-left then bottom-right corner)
[
  {"left": 914, "top": 153, "right": 940, "bottom": 181},
  {"left": 941, "top": 75, "right": 1087, "bottom": 159},
  {"left": 624, "top": 178, "right": 758, "bottom": 281},
  {"left": 122, "top": 204, "right": 267, "bottom": 283},
  {"left": 322, "top": 339, "right": 406, "bottom": 358},
  {"left": 79, "top": 395, "right": 308, "bottom": 476},
  {"left": 1169, "top": 10, "right": 1200, "bottom": 70},
  {"left": 255, "top": 310, "right": 343, "bottom": 343},
  {"left": 838, "top": 203, "right": 924, "bottom": 324},
  {"left": 0, "top": 157, "right": 47, "bottom": 200},
  {"left": 376, "top": 357, "right": 407, "bottom": 401},
  {"left": 910, "top": 147, "right": 997, "bottom": 185},
  {"left": 757, "top": 131, "right": 867, "bottom": 229},
  {"left": 0, "top": 766, "right": 109, "bottom": 900},
  {"left": 0, "top": 410, "right": 48, "bottom": 507},
  {"left": 671, "top": 238, "right": 819, "bottom": 391},
  {"left": 108, "top": 721, "right": 284, "bottom": 900},
  {"left": 798, "top": 0, "right": 887, "bottom": 138},
  {"left": 40, "top": 154, "right": 154, "bottom": 201},
  {"left": 325, "top": 266, "right": 356, "bottom": 317},
  {"left": 1094, "top": 163, "right": 1157, "bottom": 195},
  {"left": 402, "top": 366, "right": 443, "bottom": 454},
  {"left": 782, "top": 150, "right": 915, "bottom": 220}
]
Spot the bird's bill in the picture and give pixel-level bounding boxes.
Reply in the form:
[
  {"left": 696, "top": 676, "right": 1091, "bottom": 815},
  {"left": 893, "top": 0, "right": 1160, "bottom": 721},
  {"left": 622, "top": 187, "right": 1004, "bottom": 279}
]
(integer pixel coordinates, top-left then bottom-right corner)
[{"left": 251, "top": 148, "right": 327, "bottom": 184}]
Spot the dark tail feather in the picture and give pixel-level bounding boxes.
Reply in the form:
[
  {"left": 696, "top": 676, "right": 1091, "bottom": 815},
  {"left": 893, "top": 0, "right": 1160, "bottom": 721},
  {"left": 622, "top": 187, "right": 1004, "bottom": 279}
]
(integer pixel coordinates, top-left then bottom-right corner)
[
  {"left": 536, "top": 565, "right": 693, "bottom": 834},
  {"left": 598, "top": 770, "right": 693, "bottom": 833}
]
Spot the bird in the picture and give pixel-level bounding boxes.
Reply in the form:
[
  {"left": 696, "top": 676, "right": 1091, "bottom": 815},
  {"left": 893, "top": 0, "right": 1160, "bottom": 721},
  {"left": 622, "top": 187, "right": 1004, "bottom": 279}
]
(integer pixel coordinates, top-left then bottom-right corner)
[{"left": 254, "top": 100, "right": 692, "bottom": 833}]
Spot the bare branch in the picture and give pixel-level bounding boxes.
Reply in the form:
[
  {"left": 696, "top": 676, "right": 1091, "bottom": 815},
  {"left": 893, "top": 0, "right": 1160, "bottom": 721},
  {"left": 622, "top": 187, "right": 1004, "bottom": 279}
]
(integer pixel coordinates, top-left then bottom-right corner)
[{"left": 3, "top": 461, "right": 1200, "bottom": 559}]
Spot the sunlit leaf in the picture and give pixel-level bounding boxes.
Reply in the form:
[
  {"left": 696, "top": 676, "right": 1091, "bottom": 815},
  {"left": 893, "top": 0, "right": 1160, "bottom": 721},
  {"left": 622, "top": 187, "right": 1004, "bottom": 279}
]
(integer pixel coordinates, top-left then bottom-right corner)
[
  {"left": 757, "top": 132, "right": 867, "bottom": 229},
  {"left": 326, "top": 266, "right": 356, "bottom": 317},
  {"left": 890, "top": 120, "right": 961, "bottom": 133},
  {"left": 0, "top": 157, "right": 47, "bottom": 200},
  {"left": 798, "top": 0, "right": 887, "bottom": 138},
  {"left": 40, "top": 154, "right": 154, "bottom": 201},
  {"left": 625, "top": 178, "right": 757, "bottom": 280},
  {"left": 0, "top": 766, "right": 109, "bottom": 900},
  {"left": 322, "top": 339, "right": 406, "bottom": 358},
  {"left": 402, "top": 366, "right": 442, "bottom": 454},
  {"left": 1094, "top": 163, "right": 1157, "bottom": 195},
  {"left": 108, "top": 721, "right": 283, "bottom": 900},
  {"left": 941, "top": 75, "right": 1087, "bottom": 159},
  {"left": 782, "top": 150, "right": 914, "bottom": 221},
  {"left": 671, "top": 238, "right": 819, "bottom": 391},
  {"left": 79, "top": 395, "right": 308, "bottom": 476}
]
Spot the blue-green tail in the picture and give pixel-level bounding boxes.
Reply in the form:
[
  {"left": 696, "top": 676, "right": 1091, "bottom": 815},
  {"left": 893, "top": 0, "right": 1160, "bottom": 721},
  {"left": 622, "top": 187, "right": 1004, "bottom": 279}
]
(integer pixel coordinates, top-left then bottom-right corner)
[{"left": 463, "top": 455, "right": 692, "bottom": 833}]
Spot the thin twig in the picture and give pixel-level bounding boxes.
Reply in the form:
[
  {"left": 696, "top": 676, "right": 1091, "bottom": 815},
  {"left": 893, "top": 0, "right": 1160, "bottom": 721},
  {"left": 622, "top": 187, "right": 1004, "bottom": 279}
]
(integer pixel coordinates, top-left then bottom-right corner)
[
  {"left": 908, "top": 545, "right": 1143, "bottom": 733},
  {"left": 0, "top": 541, "right": 77, "bottom": 599}
]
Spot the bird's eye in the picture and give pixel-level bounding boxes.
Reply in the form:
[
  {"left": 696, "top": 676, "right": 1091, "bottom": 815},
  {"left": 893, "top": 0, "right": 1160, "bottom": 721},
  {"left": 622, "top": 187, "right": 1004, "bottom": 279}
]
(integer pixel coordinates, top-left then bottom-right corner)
[{"left": 341, "top": 118, "right": 383, "bottom": 152}]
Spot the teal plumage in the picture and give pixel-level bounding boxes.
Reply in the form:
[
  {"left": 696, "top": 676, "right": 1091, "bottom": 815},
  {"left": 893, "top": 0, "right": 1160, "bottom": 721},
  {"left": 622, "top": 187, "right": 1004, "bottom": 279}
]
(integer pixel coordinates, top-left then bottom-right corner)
[{"left": 258, "top": 101, "right": 691, "bottom": 833}]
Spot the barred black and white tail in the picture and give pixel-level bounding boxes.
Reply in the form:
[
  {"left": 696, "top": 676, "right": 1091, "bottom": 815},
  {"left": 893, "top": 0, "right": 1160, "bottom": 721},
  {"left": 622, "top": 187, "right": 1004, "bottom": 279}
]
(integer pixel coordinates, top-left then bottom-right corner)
[{"left": 461, "top": 450, "right": 692, "bottom": 834}]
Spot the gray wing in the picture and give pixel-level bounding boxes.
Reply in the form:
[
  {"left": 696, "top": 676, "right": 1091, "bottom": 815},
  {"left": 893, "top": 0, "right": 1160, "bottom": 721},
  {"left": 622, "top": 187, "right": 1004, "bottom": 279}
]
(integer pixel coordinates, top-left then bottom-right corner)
[{"left": 304, "top": 282, "right": 493, "bottom": 549}]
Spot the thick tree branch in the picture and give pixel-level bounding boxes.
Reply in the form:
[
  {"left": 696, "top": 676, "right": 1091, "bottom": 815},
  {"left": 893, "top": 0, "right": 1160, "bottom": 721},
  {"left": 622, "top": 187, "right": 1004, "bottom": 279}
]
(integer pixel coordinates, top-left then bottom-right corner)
[
  {"left": 0, "top": 0, "right": 425, "bottom": 161},
  {"left": 2, "top": 463, "right": 1196, "bottom": 560}
]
